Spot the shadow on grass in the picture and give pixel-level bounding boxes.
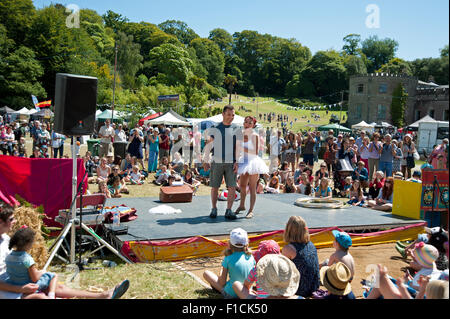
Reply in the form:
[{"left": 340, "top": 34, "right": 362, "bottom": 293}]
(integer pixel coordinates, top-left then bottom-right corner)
[{"left": 195, "top": 288, "right": 223, "bottom": 299}]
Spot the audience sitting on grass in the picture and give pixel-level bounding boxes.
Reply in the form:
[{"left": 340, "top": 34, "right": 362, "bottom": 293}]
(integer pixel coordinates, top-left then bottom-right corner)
[
  {"left": 315, "top": 178, "right": 332, "bottom": 199},
  {"left": 196, "top": 162, "right": 211, "bottom": 186},
  {"left": 347, "top": 179, "right": 366, "bottom": 207},
  {"left": 314, "top": 163, "right": 329, "bottom": 188},
  {"left": 293, "top": 162, "right": 307, "bottom": 185},
  {"left": 97, "top": 180, "right": 112, "bottom": 199},
  {"left": 352, "top": 161, "right": 369, "bottom": 188},
  {"left": 109, "top": 165, "right": 129, "bottom": 194},
  {"left": 284, "top": 176, "right": 299, "bottom": 194},
  {"left": 339, "top": 176, "right": 353, "bottom": 198},
  {"left": 282, "top": 216, "right": 320, "bottom": 298},
  {"left": 407, "top": 170, "right": 422, "bottom": 183},
  {"left": 107, "top": 175, "right": 122, "bottom": 198},
  {"left": 265, "top": 174, "right": 281, "bottom": 194},
  {"left": 129, "top": 165, "right": 145, "bottom": 185},
  {"left": 182, "top": 170, "right": 200, "bottom": 194},
  {"left": 320, "top": 230, "right": 355, "bottom": 282},
  {"left": 96, "top": 157, "right": 111, "bottom": 183},
  {"left": 368, "top": 171, "right": 385, "bottom": 200},
  {"left": 232, "top": 240, "right": 281, "bottom": 299},
  {"left": 203, "top": 228, "right": 255, "bottom": 299},
  {"left": 365, "top": 176, "right": 394, "bottom": 212},
  {"left": 152, "top": 165, "right": 171, "bottom": 186},
  {"left": 298, "top": 173, "right": 314, "bottom": 196}
]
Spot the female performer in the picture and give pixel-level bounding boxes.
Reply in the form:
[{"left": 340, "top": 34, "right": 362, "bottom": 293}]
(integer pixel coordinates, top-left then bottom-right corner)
[{"left": 235, "top": 116, "right": 269, "bottom": 219}]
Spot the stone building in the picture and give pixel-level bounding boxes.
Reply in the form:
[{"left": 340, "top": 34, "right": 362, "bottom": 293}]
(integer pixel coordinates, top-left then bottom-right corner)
[{"left": 348, "top": 73, "right": 449, "bottom": 127}]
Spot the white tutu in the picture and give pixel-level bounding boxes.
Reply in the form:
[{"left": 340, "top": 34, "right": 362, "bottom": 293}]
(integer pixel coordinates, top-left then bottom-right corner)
[{"left": 238, "top": 154, "right": 269, "bottom": 175}]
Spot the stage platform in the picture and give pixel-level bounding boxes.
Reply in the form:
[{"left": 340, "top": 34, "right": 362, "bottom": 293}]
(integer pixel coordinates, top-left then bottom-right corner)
[{"left": 105, "top": 193, "right": 424, "bottom": 243}]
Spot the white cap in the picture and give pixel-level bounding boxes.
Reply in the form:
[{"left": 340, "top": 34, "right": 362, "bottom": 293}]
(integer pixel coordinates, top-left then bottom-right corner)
[{"left": 230, "top": 228, "right": 248, "bottom": 248}]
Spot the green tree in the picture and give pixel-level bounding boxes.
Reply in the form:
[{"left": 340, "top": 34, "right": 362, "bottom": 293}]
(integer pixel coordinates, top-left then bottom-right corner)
[
  {"left": 390, "top": 83, "right": 408, "bottom": 127},
  {"left": 208, "top": 28, "right": 233, "bottom": 56},
  {"left": 342, "top": 34, "right": 361, "bottom": 55},
  {"left": 378, "top": 58, "right": 412, "bottom": 75},
  {"left": 0, "top": 46, "right": 46, "bottom": 108},
  {"left": 102, "top": 10, "right": 129, "bottom": 34},
  {"left": 0, "top": 0, "right": 36, "bottom": 44},
  {"left": 116, "top": 31, "right": 143, "bottom": 89},
  {"left": 189, "top": 38, "right": 225, "bottom": 86},
  {"left": 147, "top": 43, "right": 194, "bottom": 86},
  {"left": 158, "top": 20, "right": 199, "bottom": 46},
  {"left": 361, "top": 35, "right": 399, "bottom": 73},
  {"left": 224, "top": 74, "right": 238, "bottom": 104},
  {"left": 300, "top": 50, "right": 347, "bottom": 103}
]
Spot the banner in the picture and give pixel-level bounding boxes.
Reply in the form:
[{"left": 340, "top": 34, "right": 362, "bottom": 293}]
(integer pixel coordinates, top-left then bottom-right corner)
[
  {"left": 421, "top": 169, "right": 449, "bottom": 212},
  {"left": 0, "top": 156, "right": 87, "bottom": 227}
]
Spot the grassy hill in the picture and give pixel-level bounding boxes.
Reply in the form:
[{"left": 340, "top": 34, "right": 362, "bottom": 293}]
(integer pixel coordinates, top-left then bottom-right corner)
[{"left": 201, "top": 95, "right": 347, "bottom": 132}]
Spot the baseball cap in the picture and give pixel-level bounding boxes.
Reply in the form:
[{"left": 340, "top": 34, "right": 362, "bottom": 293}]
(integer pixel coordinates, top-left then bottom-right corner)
[
  {"left": 332, "top": 230, "right": 352, "bottom": 249},
  {"left": 230, "top": 228, "right": 249, "bottom": 248}
]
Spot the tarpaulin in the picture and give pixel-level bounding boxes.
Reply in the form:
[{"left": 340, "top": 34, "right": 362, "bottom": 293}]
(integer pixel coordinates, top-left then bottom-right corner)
[{"left": 0, "top": 155, "right": 87, "bottom": 227}]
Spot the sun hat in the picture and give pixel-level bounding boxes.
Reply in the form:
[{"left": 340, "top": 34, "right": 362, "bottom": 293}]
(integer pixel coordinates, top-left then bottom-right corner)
[
  {"left": 252, "top": 240, "right": 281, "bottom": 263},
  {"left": 332, "top": 230, "right": 352, "bottom": 249},
  {"left": 320, "top": 262, "right": 353, "bottom": 296},
  {"left": 412, "top": 242, "right": 439, "bottom": 268},
  {"left": 257, "top": 254, "right": 300, "bottom": 297},
  {"left": 229, "top": 228, "right": 248, "bottom": 248}
]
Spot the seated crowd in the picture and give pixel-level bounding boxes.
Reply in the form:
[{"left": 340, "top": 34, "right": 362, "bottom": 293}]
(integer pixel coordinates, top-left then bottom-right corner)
[{"left": 203, "top": 216, "right": 448, "bottom": 299}]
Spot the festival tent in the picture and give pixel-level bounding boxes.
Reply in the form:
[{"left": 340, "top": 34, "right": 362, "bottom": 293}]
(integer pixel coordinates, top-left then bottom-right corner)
[
  {"left": 317, "top": 123, "right": 352, "bottom": 135},
  {"left": 0, "top": 106, "right": 15, "bottom": 115},
  {"left": 139, "top": 112, "right": 163, "bottom": 126},
  {"left": 144, "top": 109, "right": 191, "bottom": 126},
  {"left": 407, "top": 115, "right": 437, "bottom": 130},
  {"left": 96, "top": 109, "right": 124, "bottom": 122},
  {"left": 351, "top": 120, "right": 374, "bottom": 131},
  {"left": 205, "top": 113, "right": 246, "bottom": 126}
]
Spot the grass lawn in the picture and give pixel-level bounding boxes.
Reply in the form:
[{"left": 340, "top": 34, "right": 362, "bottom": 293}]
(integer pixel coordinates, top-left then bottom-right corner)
[{"left": 203, "top": 94, "right": 346, "bottom": 132}]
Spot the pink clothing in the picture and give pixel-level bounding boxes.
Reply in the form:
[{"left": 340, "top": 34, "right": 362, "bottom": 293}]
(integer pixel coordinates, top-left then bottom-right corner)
[{"left": 431, "top": 145, "right": 447, "bottom": 169}]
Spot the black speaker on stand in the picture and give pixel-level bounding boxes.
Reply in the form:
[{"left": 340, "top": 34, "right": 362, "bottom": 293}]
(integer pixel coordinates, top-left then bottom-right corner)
[
  {"left": 53, "top": 73, "right": 97, "bottom": 270},
  {"left": 54, "top": 73, "right": 98, "bottom": 136}
]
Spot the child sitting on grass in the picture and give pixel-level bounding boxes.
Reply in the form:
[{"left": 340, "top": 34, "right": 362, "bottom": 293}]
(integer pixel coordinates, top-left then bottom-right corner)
[
  {"left": 182, "top": 170, "right": 201, "bottom": 195},
  {"left": 153, "top": 165, "right": 171, "bottom": 186},
  {"left": 347, "top": 180, "right": 366, "bottom": 207},
  {"left": 97, "top": 180, "right": 112, "bottom": 199},
  {"left": 107, "top": 176, "right": 122, "bottom": 198},
  {"left": 315, "top": 177, "right": 332, "bottom": 199},
  {"left": 203, "top": 228, "right": 255, "bottom": 299},
  {"left": 320, "top": 230, "right": 355, "bottom": 281},
  {"left": 339, "top": 176, "right": 353, "bottom": 198},
  {"left": 129, "top": 165, "right": 144, "bottom": 185},
  {"left": 5, "top": 227, "right": 58, "bottom": 299},
  {"left": 197, "top": 162, "right": 211, "bottom": 185}
]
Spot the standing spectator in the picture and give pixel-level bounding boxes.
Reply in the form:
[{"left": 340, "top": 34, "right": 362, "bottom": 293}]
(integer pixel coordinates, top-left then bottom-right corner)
[
  {"left": 127, "top": 124, "right": 144, "bottom": 169},
  {"left": 269, "top": 129, "right": 281, "bottom": 173},
  {"left": 158, "top": 128, "right": 170, "bottom": 162},
  {"left": 114, "top": 124, "right": 127, "bottom": 142},
  {"left": 402, "top": 134, "right": 416, "bottom": 180},
  {"left": 284, "top": 132, "right": 297, "bottom": 173},
  {"left": 313, "top": 131, "right": 322, "bottom": 164},
  {"left": 430, "top": 138, "right": 448, "bottom": 169},
  {"left": 146, "top": 128, "right": 159, "bottom": 173},
  {"left": 98, "top": 119, "right": 115, "bottom": 158},
  {"left": 323, "top": 134, "right": 338, "bottom": 174},
  {"left": 51, "top": 126, "right": 66, "bottom": 159},
  {"left": 2, "top": 126, "right": 15, "bottom": 155},
  {"left": 392, "top": 140, "right": 403, "bottom": 175},
  {"left": 355, "top": 131, "right": 366, "bottom": 152},
  {"left": 282, "top": 216, "right": 320, "bottom": 298},
  {"left": 379, "top": 134, "right": 396, "bottom": 177},
  {"left": 295, "top": 132, "right": 303, "bottom": 166},
  {"left": 302, "top": 132, "right": 316, "bottom": 168},
  {"left": 358, "top": 136, "right": 371, "bottom": 173},
  {"left": 367, "top": 132, "right": 382, "bottom": 179}
]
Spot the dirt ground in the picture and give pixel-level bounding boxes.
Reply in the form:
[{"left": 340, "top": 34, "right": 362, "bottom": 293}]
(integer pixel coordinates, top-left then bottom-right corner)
[{"left": 175, "top": 242, "right": 411, "bottom": 299}]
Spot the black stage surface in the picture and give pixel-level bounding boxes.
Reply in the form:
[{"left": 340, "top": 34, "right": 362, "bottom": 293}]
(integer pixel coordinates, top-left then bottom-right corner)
[{"left": 105, "top": 194, "right": 424, "bottom": 243}]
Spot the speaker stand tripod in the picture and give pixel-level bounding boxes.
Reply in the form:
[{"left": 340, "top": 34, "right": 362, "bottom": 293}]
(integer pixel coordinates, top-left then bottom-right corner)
[{"left": 43, "top": 141, "right": 131, "bottom": 272}]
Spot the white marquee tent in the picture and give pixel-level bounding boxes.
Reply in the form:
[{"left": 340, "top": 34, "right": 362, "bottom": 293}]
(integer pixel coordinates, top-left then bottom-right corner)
[
  {"left": 351, "top": 120, "right": 375, "bottom": 132},
  {"left": 145, "top": 110, "right": 191, "bottom": 126}
]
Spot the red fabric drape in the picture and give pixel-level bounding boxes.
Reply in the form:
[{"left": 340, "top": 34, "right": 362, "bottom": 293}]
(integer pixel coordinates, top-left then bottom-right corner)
[{"left": 0, "top": 155, "right": 87, "bottom": 227}]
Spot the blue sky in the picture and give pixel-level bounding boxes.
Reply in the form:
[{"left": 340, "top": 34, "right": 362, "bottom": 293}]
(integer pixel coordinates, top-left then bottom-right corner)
[{"left": 32, "top": 0, "right": 449, "bottom": 61}]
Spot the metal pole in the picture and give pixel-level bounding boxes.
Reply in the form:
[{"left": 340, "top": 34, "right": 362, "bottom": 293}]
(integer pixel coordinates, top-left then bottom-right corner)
[
  {"left": 112, "top": 42, "right": 118, "bottom": 123},
  {"left": 70, "top": 141, "right": 77, "bottom": 264}
]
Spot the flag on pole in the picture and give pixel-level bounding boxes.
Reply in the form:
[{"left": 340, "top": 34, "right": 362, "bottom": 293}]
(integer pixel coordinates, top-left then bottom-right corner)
[{"left": 36, "top": 100, "right": 52, "bottom": 108}]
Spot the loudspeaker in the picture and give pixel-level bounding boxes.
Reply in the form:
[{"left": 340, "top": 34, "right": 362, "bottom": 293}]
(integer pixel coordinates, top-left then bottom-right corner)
[{"left": 54, "top": 73, "right": 98, "bottom": 135}]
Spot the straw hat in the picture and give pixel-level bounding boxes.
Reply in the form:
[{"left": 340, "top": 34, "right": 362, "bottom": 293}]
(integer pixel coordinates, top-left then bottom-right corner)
[
  {"left": 257, "top": 254, "right": 300, "bottom": 297},
  {"left": 412, "top": 242, "right": 439, "bottom": 268},
  {"left": 320, "top": 262, "right": 353, "bottom": 296}
]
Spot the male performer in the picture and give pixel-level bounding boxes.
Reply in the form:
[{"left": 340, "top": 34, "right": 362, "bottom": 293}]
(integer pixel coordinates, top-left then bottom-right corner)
[{"left": 203, "top": 105, "right": 239, "bottom": 220}]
